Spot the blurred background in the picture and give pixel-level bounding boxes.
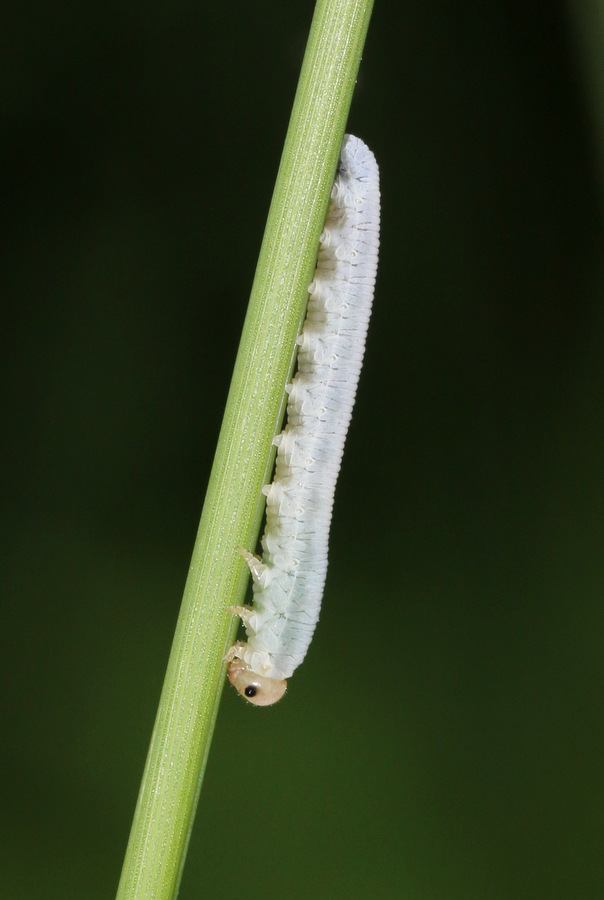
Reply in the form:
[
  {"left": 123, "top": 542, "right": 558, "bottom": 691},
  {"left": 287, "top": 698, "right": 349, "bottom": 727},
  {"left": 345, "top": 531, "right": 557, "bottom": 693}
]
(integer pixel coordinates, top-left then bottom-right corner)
[{"left": 2, "top": 1, "right": 604, "bottom": 897}]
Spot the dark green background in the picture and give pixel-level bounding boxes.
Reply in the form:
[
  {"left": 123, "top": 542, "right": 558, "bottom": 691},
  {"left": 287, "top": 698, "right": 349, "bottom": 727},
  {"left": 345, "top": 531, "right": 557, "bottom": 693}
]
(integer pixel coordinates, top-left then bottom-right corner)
[{"left": 3, "top": 2, "right": 603, "bottom": 897}]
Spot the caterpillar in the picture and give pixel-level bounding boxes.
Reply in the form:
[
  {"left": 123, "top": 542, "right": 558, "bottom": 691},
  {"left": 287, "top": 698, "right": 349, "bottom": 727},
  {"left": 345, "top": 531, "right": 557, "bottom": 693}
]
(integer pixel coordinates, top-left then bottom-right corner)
[{"left": 227, "top": 134, "right": 380, "bottom": 705}]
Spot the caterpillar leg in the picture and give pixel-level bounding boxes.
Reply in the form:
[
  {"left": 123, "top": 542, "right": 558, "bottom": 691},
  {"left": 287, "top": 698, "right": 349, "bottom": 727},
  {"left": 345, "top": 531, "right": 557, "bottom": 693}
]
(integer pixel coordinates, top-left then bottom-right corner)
[
  {"left": 236, "top": 546, "right": 267, "bottom": 584},
  {"left": 228, "top": 604, "right": 255, "bottom": 627},
  {"left": 223, "top": 640, "right": 246, "bottom": 666}
]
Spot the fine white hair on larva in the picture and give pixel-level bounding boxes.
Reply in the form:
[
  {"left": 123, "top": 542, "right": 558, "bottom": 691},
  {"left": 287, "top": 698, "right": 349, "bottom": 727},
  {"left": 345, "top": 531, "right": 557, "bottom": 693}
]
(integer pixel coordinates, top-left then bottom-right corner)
[{"left": 226, "top": 134, "right": 380, "bottom": 706}]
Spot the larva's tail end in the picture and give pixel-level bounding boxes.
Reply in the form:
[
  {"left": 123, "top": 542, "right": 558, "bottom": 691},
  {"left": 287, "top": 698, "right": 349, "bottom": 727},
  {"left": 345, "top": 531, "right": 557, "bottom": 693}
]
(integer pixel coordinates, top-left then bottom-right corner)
[{"left": 227, "top": 660, "right": 287, "bottom": 706}]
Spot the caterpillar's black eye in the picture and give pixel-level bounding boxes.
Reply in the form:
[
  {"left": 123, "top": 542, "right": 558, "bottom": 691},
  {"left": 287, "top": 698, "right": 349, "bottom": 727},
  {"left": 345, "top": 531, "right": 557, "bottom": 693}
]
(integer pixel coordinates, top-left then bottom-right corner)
[{"left": 245, "top": 685, "right": 258, "bottom": 698}]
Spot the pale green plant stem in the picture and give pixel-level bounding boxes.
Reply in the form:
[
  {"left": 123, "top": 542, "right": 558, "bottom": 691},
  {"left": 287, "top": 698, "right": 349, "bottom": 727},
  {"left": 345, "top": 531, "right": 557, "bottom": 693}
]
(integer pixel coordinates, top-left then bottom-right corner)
[{"left": 116, "top": 1, "right": 374, "bottom": 898}]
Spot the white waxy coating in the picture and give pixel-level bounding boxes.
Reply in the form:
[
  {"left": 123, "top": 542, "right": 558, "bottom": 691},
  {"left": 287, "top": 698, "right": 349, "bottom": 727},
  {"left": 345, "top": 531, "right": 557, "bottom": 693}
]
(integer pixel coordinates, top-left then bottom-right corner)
[{"left": 228, "top": 134, "right": 380, "bottom": 705}]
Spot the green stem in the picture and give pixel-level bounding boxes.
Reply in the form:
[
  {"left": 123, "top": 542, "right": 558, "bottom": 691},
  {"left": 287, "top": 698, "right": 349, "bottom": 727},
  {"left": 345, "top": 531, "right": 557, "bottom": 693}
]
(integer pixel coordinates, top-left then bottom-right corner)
[{"left": 116, "top": 1, "right": 374, "bottom": 897}]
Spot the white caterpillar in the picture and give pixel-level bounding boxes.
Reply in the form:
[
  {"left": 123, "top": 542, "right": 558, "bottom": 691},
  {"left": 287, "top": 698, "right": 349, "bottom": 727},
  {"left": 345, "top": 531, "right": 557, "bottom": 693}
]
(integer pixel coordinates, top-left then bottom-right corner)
[{"left": 227, "top": 134, "right": 380, "bottom": 705}]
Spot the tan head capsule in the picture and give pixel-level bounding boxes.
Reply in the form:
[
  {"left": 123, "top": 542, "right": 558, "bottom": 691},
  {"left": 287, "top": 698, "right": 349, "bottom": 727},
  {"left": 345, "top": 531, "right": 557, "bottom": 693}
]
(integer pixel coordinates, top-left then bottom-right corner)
[{"left": 227, "top": 659, "right": 287, "bottom": 706}]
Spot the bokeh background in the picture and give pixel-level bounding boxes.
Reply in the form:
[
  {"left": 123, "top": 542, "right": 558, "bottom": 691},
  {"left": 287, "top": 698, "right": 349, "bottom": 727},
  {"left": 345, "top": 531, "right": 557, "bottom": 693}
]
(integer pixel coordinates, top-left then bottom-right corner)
[{"left": 3, "top": 1, "right": 604, "bottom": 897}]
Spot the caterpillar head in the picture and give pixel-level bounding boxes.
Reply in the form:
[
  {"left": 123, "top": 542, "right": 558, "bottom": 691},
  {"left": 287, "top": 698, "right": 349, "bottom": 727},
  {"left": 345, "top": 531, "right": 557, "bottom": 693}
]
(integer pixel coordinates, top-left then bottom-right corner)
[{"left": 227, "top": 659, "right": 287, "bottom": 706}]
